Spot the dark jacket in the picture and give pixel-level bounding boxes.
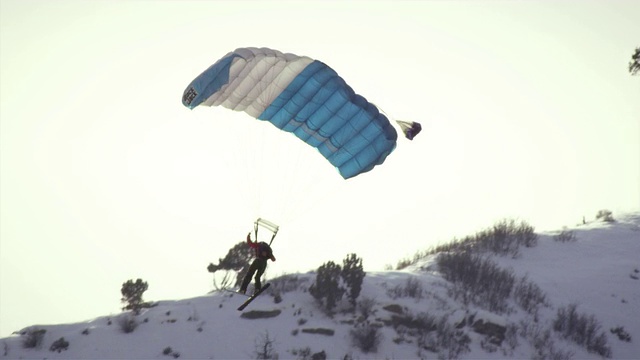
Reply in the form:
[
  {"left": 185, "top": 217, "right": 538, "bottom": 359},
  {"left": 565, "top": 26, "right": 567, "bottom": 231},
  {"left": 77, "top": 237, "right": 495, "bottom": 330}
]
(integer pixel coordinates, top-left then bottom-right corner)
[{"left": 246, "top": 233, "right": 276, "bottom": 261}]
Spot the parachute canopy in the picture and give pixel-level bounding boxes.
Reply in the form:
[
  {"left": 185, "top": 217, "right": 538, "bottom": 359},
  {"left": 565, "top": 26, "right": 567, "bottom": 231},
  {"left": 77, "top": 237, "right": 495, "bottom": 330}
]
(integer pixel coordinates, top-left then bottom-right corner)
[{"left": 182, "top": 47, "right": 420, "bottom": 179}]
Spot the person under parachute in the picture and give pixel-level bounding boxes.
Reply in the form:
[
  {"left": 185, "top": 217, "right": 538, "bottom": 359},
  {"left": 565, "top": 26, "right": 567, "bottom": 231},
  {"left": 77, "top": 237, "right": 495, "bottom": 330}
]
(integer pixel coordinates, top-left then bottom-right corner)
[{"left": 238, "top": 219, "right": 278, "bottom": 295}]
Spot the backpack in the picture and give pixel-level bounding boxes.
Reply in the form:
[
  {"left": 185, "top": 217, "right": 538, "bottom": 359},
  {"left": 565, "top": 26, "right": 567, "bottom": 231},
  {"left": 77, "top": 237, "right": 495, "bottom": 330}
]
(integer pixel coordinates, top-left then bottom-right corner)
[{"left": 256, "top": 242, "right": 272, "bottom": 259}]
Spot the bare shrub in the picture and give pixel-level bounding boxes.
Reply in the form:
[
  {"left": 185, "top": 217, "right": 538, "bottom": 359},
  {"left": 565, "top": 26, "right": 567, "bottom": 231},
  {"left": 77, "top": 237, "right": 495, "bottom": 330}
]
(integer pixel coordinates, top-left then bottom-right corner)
[
  {"left": 424, "top": 220, "right": 537, "bottom": 260},
  {"left": 480, "top": 337, "right": 498, "bottom": 353},
  {"left": 270, "top": 274, "right": 309, "bottom": 294},
  {"left": 291, "top": 347, "right": 311, "bottom": 360},
  {"left": 273, "top": 292, "right": 283, "bottom": 304},
  {"left": 49, "top": 337, "right": 69, "bottom": 353},
  {"left": 254, "top": 331, "right": 278, "bottom": 360},
  {"left": 350, "top": 323, "right": 382, "bottom": 353},
  {"left": 163, "top": 346, "right": 180, "bottom": 358},
  {"left": 502, "top": 323, "right": 519, "bottom": 356},
  {"left": 311, "top": 350, "right": 326, "bottom": 360},
  {"left": 395, "top": 250, "right": 430, "bottom": 270},
  {"left": 425, "top": 238, "right": 474, "bottom": 260},
  {"left": 596, "top": 209, "right": 615, "bottom": 223},
  {"left": 357, "top": 297, "right": 376, "bottom": 320},
  {"left": 403, "top": 276, "right": 423, "bottom": 299},
  {"left": 388, "top": 311, "right": 470, "bottom": 359},
  {"left": 395, "top": 219, "right": 538, "bottom": 269},
  {"left": 386, "top": 284, "right": 403, "bottom": 299},
  {"left": 391, "top": 311, "right": 437, "bottom": 334},
  {"left": 554, "top": 228, "right": 577, "bottom": 242},
  {"left": 395, "top": 258, "right": 414, "bottom": 270},
  {"left": 610, "top": 326, "right": 631, "bottom": 342},
  {"left": 118, "top": 314, "right": 138, "bottom": 334},
  {"left": 212, "top": 270, "right": 235, "bottom": 291},
  {"left": 513, "top": 276, "right": 549, "bottom": 318},
  {"left": 437, "top": 252, "right": 515, "bottom": 313},
  {"left": 519, "top": 320, "right": 574, "bottom": 360},
  {"left": 553, "top": 304, "right": 611, "bottom": 357},
  {"left": 473, "top": 219, "right": 538, "bottom": 257},
  {"left": 21, "top": 328, "right": 46, "bottom": 349},
  {"left": 430, "top": 317, "right": 470, "bottom": 360},
  {"left": 387, "top": 276, "right": 424, "bottom": 300}
]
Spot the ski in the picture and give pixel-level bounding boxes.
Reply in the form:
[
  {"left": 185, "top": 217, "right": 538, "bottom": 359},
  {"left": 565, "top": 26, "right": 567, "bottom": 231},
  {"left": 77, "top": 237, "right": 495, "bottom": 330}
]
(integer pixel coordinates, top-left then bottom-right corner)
[{"left": 237, "top": 283, "right": 271, "bottom": 311}]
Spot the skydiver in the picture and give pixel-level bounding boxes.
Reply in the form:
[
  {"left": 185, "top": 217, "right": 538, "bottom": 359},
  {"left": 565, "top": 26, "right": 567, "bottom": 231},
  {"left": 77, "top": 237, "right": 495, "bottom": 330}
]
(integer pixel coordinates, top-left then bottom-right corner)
[{"left": 239, "top": 232, "right": 276, "bottom": 295}]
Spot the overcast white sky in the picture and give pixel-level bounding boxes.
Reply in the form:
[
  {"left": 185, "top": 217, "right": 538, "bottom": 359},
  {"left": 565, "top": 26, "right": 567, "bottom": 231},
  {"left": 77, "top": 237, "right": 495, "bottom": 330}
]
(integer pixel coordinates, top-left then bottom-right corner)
[{"left": 1, "top": 0, "right": 638, "bottom": 337}]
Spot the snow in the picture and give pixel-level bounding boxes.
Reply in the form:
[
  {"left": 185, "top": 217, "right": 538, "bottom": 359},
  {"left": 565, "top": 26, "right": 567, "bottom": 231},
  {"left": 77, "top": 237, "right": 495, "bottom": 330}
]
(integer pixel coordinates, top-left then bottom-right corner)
[{"left": 1, "top": 213, "right": 639, "bottom": 359}]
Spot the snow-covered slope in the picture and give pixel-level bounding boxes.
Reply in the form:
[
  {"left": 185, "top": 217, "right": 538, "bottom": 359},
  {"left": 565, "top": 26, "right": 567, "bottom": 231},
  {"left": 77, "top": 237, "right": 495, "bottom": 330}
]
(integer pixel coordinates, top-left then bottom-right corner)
[
  {"left": 489, "top": 212, "right": 640, "bottom": 359},
  {"left": 2, "top": 213, "right": 638, "bottom": 359}
]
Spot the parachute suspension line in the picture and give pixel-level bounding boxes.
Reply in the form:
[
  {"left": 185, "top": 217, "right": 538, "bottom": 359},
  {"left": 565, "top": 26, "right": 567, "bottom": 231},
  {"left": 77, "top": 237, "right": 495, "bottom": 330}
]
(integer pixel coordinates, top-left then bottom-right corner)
[
  {"left": 239, "top": 119, "right": 271, "bottom": 221},
  {"left": 373, "top": 102, "right": 393, "bottom": 121},
  {"left": 249, "top": 122, "right": 320, "bottom": 226},
  {"left": 253, "top": 221, "right": 258, "bottom": 243},
  {"left": 372, "top": 102, "right": 422, "bottom": 140},
  {"left": 251, "top": 123, "right": 268, "bottom": 217},
  {"left": 272, "top": 139, "right": 309, "bottom": 223},
  {"left": 254, "top": 218, "right": 279, "bottom": 246}
]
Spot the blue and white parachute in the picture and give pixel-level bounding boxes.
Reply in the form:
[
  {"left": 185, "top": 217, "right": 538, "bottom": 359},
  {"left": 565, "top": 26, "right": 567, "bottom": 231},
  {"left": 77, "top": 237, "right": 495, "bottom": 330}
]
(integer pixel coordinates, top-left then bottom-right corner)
[{"left": 182, "top": 47, "right": 420, "bottom": 179}]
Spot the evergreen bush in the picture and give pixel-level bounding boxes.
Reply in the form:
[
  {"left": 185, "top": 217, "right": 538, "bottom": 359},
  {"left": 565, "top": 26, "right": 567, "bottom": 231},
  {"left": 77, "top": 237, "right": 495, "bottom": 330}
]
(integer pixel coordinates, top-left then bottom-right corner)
[
  {"left": 121, "top": 278, "right": 149, "bottom": 314},
  {"left": 309, "top": 261, "right": 344, "bottom": 312},
  {"left": 341, "top": 254, "right": 365, "bottom": 307}
]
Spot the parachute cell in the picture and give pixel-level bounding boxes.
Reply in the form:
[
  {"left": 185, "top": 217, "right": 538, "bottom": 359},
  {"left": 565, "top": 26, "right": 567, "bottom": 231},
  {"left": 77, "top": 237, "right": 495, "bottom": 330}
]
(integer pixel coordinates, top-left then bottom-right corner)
[{"left": 182, "top": 47, "right": 419, "bottom": 179}]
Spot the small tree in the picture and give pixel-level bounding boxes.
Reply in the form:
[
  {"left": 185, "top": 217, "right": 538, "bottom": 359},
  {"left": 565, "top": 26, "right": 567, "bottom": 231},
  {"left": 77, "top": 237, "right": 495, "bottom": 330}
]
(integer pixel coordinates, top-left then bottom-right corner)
[
  {"left": 121, "top": 279, "right": 149, "bottom": 315},
  {"left": 207, "top": 241, "right": 254, "bottom": 288},
  {"left": 309, "top": 261, "right": 344, "bottom": 312},
  {"left": 341, "top": 253, "right": 366, "bottom": 307},
  {"left": 629, "top": 47, "right": 640, "bottom": 75}
]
